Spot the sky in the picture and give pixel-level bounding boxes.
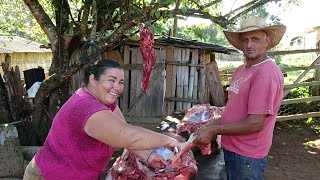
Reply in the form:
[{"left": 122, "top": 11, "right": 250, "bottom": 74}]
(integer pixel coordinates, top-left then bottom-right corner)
[
  {"left": 178, "top": 0, "right": 320, "bottom": 46},
  {"left": 270, "top": 0, "right": 320, "bottom": 40}
]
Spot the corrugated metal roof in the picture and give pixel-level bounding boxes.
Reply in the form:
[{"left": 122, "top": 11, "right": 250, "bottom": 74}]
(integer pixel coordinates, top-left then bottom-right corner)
[
  {"left": 155, "top": 37, "right": 238, "bottom": 54},
  {"left": 0, "top": 35, "right": 51, "bottom": 53},
  {"left": 127, "top": 37, "right": 238, "bottom": 54}
]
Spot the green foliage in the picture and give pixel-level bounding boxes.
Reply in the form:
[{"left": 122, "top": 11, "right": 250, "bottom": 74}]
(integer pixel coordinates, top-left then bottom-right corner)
[
  {"left": 280, "top": 53, "right": 315, "bottom": 67},
  {"left": 0, "top": 0, "right": 49, "bottom": 43},
  {"left": 274, "top": 56, "right": 282, "bottom": 65},
  {"left": 176, "top": 23, "right": 229, "bottom": 45},
  {"left": 0, "top": 116, "right": 9, "bottom": 124},
  {"left": 155, "top": 11, "right": 161, "bottom": 18},
  {"left": 286, "top": 87, "right": 311, "bottom": 99},
  {"left": 276, "top": 53, "right": 316, "bottom": 84}
]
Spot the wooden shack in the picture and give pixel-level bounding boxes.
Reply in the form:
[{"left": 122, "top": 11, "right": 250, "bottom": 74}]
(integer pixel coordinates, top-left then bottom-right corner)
[
  {"left": 0, "top": 35, "right": 52, "bottom": 77},
  {"left": 72, "top": 37, "right": 238, "bottom": 129}
]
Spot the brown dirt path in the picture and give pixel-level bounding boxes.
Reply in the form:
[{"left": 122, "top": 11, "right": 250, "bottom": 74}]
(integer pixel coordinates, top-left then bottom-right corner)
[{"left": 264, "top": 121, "right": 320, "bottom": 180}]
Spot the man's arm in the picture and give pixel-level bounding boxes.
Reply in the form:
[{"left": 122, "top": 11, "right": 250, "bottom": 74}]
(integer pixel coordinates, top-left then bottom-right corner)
[
  {"left": 215, "top": 114, "right": 267, "bottom": 135},
  {"left": 195, "top": 114, "right": 267, "bottom": 144}
]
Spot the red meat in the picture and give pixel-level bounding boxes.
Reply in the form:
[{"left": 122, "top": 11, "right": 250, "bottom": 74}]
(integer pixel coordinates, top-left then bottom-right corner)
[
  {"left": 176, "top": 104, "right": 224, "bottom": 155},
  {"left": 139, "top": 24, "right": 156, "bottom": 92},
  {"left": 107, "top": 133, "right": 197, "bottom": 180},
  {"left": 171, "top": 133, "right": 196, "bottom": 168}
]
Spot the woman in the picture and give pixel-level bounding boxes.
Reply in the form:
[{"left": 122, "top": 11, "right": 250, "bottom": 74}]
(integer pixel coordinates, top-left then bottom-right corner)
[{"left": 23, "top": 59, "right": 180, "bottom": 180}]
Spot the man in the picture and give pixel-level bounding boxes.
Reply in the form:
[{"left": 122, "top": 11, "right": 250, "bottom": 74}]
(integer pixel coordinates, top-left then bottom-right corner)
[{"left": 194, "top": 16, "right": 286, "bottom": 180}]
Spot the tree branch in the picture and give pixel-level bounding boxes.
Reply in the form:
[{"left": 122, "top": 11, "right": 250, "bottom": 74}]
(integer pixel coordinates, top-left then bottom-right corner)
[
  {"left": 226, "top": 0, "right": 279, "bottom": 22},
  {"left": 80, "top": 0, "right": 93, "bottom": 37},
  {"left": 90, "top": 0, "right": 97, "bottom": 40},
  {"left": 22, "top": 0, "right": 57, "bottom": 43},
  {"left": 189, "top": 0, "right": 223, "bottom": 9},
  {"left": 32, "top": 57, "right": 94, "bottom": 126},
  {"left": 166, "top": 8, "right": 230, "bottom": 27}
]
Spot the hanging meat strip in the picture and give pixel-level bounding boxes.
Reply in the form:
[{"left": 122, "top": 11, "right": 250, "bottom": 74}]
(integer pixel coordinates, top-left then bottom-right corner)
[{"left": 139, "top": 24, "right": 156, "bottom": 92}]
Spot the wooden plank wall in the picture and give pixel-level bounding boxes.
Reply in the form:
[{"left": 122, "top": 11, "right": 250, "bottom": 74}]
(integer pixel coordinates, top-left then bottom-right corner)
[
  {"left": 122, "top": 45, "right": 166, "bottom": 130},
  {"left": 0, "top": 52, "right": 52, "bottom": 78},
  {"left": 164, "top": 48, "right": 210, "bottom": 116},
  {"left": 69, "top": 45, "right": 217, "bottom": 128}
]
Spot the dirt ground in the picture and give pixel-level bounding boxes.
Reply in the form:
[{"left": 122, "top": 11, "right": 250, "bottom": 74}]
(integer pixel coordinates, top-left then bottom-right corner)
[{"left": 264, "top": 121, "right": 320, "bottom": 180}]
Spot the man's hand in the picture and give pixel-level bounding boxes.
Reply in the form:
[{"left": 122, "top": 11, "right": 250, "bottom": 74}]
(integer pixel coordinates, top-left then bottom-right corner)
[{"left": 194, "top": 125, "right": 217, "bottom": 145}]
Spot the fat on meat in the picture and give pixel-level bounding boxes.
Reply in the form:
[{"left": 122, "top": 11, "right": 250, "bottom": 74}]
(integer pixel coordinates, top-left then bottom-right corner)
[
  {"left": 176, "top": 104, "right": 224, "bottom": 155},
  {"left": 139, "top": 23, "right": 156, "bottom": 92},
  {"left": 106, "top": 132, "right": 197, "bottom": 180}
]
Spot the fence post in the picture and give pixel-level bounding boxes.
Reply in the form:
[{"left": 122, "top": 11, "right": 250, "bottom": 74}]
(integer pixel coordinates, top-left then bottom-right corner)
[{"left": 164, "top": 46, "right": 174, "bottom": 116}]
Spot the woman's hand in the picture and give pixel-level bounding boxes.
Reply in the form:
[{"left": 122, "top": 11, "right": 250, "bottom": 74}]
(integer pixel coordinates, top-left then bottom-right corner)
[
  {"left": 147, "top": 153, "right": 168, "bottom": 169},
  {"left": 163, "top": 137, "right": 181, "bottom": 153}
]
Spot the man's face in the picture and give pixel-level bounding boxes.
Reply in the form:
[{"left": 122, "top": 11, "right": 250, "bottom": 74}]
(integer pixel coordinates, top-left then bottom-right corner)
[{"left": 239, "top": 30, "right": 270, "bottom": 60}]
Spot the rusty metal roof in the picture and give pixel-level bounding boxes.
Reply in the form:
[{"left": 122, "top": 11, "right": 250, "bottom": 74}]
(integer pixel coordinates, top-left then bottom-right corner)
[
  {"left": 155, "top": 37, "right": 239, "bottom": 54},
  {"left": 0, "top": 35, "right": 51, "bottom": 53}
]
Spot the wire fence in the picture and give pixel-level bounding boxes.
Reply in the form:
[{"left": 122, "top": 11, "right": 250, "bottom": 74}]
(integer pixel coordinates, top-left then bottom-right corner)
[{"left": 279, "top": 87, "right": 320, "bottom": 116}]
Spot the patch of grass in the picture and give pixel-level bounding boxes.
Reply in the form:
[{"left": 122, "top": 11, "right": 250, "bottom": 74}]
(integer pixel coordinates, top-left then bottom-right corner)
[
  {"left": 279, "top": 53, "right": 316, "bottom": 68},
  {"left": 217, "top": 61, "right": 243, "bottom": 70},
  {"left": 276, "top": 117, "right": 320, "bottom": 135}
]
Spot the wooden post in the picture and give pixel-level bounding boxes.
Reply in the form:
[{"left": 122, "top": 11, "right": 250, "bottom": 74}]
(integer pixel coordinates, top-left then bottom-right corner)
[
  {"left": 198, "top": 53, "right": 208, "bottom": 104},
  {"left": 176, "top": 49, "right": 183, "bottom": 110},
  {"left": 182, "top": 49, "right": 190, "bottom": 110},
  {"left": 205, "top": 53, "right": 225, "bottom": 107},
  {"left": 121, "top": 45, "right": 130, "bottom": 114},
  {"left": 164, "top": 46, "right": 174, "bottom": 116},
  {"left": 313, "top": 47, "right": 320, "bottom": 95},
  {"left": 192, "top": 50, "right": 199, "bottom": 107}
]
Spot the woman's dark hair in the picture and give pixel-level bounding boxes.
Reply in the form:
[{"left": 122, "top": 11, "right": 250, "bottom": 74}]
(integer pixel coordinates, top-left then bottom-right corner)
[{"left": 84, "top": 59, "right": 122, "bottom": 85}]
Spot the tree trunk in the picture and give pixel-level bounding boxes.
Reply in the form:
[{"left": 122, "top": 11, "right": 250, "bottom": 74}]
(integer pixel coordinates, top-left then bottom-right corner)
[
  {"left": 30, "top": 46, "right": 71, "bottom": 145},
  {"left": 0, "top": 73, "right": 11, "bottom": 124}
]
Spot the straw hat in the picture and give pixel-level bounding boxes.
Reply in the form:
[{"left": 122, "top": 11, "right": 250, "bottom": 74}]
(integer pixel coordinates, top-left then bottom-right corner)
[{"left": 223, "top": 16, "right": 286, "bottom": 51}]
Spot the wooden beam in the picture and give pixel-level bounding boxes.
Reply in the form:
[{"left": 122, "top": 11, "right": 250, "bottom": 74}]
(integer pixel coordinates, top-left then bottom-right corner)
[
  {"left": 277, "top": 112, "right": 320, "bottom": 121},
  {"left": 123, "top": 63, "right": 164, "bottom": 70},
  {"left": 164, "top": 46, "right": 174, "bottom": 116},
  {"left": 268, "top": 48, "right": 320, "bottom": 56},
  {"left": 284, "top": 55, "right": 320, "bottom": 97},
  {"left": 281, "top": 65, "right": 320, "bottom": 73},
  {"left": 125, "top": 41, "right": 166, "bottom": 49},
  {"left": 205, "top": 55, "right": 225, "bottom": 107},
  {"left": 281, "top": 96, "right": 320, "bottom": 105},
  {"left": 220, "top": 65, "right": 320, "bottom": 75},
  {"left": 166, "top": 61, "right": 204, "bottom": 68},
  {"left": 198, "top": 54, "right": 208, "bottom": 104},
  {"left": 121, "top": 45, "right": 130, "bottom": 114},
  {"left": 164, "top": 97, "right": 200, "bottom": 103},
  {"left": 284, "top": 81, "right": 320, "bottom": 89}
]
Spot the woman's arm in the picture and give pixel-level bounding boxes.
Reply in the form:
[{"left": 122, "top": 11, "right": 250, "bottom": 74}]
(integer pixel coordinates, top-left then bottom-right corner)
[
  {"left": 84, "top": 110, "right": 179, "bottom": 150},
  {"left": 113, "top": 105, "right": 126, "bottom": 122}
]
